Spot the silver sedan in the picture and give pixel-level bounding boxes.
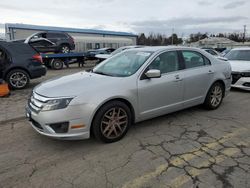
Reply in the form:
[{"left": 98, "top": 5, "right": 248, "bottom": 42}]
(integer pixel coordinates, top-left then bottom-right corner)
[{"left": 26, "top": 46, "right": 232, "bottom": 143}]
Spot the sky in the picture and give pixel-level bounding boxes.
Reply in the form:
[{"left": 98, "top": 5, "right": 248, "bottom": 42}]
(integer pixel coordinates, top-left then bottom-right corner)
[{"left": 0, "top": 0, "right": 249, "bottom": 37}]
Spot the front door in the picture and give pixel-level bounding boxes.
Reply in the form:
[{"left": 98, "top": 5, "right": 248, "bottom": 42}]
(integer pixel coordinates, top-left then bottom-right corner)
[{"left": 137, "top": 50, "right": 184, "bottom": 120}]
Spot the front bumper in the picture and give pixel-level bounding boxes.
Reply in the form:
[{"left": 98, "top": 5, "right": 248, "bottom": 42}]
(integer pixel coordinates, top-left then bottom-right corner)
[
  {"left": 26, "top": 106, "right": 91, "bottom": 140},
  {"left": 231, "top": 72, "right": 250, "bottom": 91},
  {"left": 26, "top": 92, "right": 96, "bottom": 140}
]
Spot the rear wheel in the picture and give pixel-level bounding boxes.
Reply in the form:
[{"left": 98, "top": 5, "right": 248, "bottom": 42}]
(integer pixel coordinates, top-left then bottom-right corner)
[
  {"left": 60, "top": 45, "right": 70, "bottom": 53},
  {"left": 92, "top": 101, "right": 131, "bottom": 143},
  {"left": 51, "top": 59, "right": 64, "bottom": 70},
  {"left": 204, "top": 82, "right": 224, "bottom": 110},
  {"left": 6, "top": 69, "right": 30, "bottom": 89}
]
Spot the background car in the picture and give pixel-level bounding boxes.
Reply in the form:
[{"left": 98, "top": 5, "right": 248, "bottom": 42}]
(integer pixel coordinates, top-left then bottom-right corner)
[
  {"left": 225, "top": 48, "right": 250, "bottom": 90},
  {"left": 85, "top": 48, "right": 115, "bottom": 60},
  {"left": 221, "top": 49, "right": 231, "bottom": 57},
  {"left": 27, "top": 46, "right": 231, "bottom": 143},
  {"left": 0, "top": 41, "right": 46, "bottom": 89},
  {"left": 24, "top": 31, "right": 75, "bottom": 53},
  {"left": 202, "top": 48, "right": 221, "bottom": 57},
  {"left": 95, "top": 45, "right": 145, "bottom": 62}
]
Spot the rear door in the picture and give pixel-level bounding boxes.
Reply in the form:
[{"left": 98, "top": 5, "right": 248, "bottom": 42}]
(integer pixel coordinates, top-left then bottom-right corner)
[
  {"left": 46, "top": 33, "right": 59, "bottom": 43},
  {"left": 137, "top": 50, "right": 184, "bottom": 120},
  {"left": 179, "top": 50, "right": 214, "bottom": 107},
  {"left": 46, "top": 33, "right": 67, "bottom": 45}
]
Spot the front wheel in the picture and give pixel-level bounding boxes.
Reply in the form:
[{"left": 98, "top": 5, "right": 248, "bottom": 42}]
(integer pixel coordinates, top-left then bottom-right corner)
[
  {"left": 92, "top": 101, "right": 132, "bottom": 143},
  {"left": 6, "top": 69, "right": 30, "bottom": 89},
  {"left": 204, "top": 82, "right": 224, "bottom": 110}
]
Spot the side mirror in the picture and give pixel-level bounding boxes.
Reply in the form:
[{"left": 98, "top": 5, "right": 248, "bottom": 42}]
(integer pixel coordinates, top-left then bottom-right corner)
[{"left": 145, "top": 69, "right": 161, "bottom": 78}]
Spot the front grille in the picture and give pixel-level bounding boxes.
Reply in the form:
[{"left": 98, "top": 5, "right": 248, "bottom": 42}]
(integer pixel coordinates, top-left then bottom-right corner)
[{"left": 28, "top": 92, "right": 47, "bottom": 113}]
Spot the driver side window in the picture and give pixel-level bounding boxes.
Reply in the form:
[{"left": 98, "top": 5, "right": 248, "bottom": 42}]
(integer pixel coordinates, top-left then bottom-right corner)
[{"left": 148, "top": 51, "right": 179, "bottom": 74}]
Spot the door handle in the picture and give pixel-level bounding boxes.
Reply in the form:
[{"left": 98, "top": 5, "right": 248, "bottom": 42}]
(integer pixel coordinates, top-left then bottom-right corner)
[
  {"left": 208, "top": 70, "right": 214, "bottom": 74},
  {"left": 174, "top": 75, "right": 183, "bottom": 82}
]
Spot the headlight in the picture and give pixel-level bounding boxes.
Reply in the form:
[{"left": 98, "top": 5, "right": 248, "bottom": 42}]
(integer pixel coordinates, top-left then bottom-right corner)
[{"left": 42, "top": 98, "right": 73, "bottom": 111}]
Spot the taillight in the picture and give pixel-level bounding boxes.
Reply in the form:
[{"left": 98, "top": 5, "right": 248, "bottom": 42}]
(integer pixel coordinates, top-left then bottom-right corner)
[{"left": 32, "top": 54, "right": 43, "bottom": 64}]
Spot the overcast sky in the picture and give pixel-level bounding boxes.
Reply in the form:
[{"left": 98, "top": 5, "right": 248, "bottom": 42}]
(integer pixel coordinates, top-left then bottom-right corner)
[{"left": 0, "top": 0, "right": 249, "bottom": 36}]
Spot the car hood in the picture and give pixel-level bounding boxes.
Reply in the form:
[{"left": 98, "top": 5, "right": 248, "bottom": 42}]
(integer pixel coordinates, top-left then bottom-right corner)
[
  {"left": 228, "top": 60, "right": 250, "bottom": 72},
  {"left": 95, "top": 54, "right": 111, "bottom": 59},
  {"left": 34, "top": 71, "right": 123, "bottom": 98}
]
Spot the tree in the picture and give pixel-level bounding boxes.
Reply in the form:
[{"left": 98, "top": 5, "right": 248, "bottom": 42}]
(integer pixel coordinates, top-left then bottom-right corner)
[
  {"left": 188, "top": 32, "right": 208, "bottom": 43},
  {"left": 137, "top": 33, "right": 146, "bottom": 45},
  {"left": 137, "top": 33, "right": 183, "bottom": 46}
]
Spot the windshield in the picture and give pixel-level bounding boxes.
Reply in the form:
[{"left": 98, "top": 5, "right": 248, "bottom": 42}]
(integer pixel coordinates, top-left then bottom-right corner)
[
  {"left": 93, "top": 50, "right": 152, "bottom": 77},
  {"left": 111, "top": 47, "right": 128, "bottom": 56},
  {"left": 225, "top": 50, "right": 250, "bottom": 61}
]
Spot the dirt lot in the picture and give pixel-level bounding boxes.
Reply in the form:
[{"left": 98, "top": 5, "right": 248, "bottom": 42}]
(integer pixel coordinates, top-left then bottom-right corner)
[{"left": 0, "top": 64, "right": 250, "bottom": 188}]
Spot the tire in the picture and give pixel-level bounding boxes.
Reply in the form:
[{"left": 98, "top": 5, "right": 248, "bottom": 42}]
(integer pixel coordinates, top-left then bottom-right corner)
[
  {"left": 6, "top": 69, "right": 30, "bottom": 89},
  {"left": 204, "top": 82, "right": 224, "bottom": 110},
  {"left": 51, "top": 59, "right": 64, "bottom": 70},
  {"left": 60, "top": 45, "right": 70, "bottom": 53},
  {"left": 92, "top": 101, "right": 132, "bottom": 143}
]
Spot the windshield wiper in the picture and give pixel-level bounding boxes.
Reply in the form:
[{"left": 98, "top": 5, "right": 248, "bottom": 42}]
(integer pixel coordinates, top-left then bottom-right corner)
[{"left": 93, "top": 71, "right": 113, "bottom": 76}]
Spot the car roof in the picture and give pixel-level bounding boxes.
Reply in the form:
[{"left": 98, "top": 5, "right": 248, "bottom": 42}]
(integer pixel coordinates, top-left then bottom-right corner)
[
  {"left": 0, "top": 41, "right": 37, "bottom": 55},
  {"left": 231, "top": 47, "right": 250, "bottom": 51},
  {"left": 127, "top": 46, "right": 202, "bottom": 53}
]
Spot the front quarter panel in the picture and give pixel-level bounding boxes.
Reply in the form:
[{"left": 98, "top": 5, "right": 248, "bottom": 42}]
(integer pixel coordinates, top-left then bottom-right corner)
[{"left": 69, "top": 76, "right": 138, "bottom": 126}]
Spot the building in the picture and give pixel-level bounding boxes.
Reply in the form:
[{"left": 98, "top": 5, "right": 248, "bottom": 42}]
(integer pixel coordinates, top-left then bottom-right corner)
[
  {"left": 5, "top": 23, "right": 137, "bottom": 52},
  {"left": 189, "top": 37, "right": 250, "bottom": 49}
]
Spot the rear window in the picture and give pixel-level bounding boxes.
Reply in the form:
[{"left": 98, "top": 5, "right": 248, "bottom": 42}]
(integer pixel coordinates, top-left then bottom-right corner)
[
  {"left": 5, "top": 43, "right": 36, "bottom": 56},
  {"left": 225, "top": 50, "right": 250, "bottom": 61}
]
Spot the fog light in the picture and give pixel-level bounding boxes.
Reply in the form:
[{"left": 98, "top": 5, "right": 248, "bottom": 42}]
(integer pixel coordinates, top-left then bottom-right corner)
[{"left": 49, "top": 122, "right": 69, "bottom": 133}]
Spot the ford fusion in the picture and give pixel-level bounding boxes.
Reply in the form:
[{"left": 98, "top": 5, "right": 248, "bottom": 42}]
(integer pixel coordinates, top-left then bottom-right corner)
[
  {"left": 225, "top": 48, "right": 250, "bottom": 90},
  {"left": 26, "top": 47, "right": 231, "bottom": 143}
]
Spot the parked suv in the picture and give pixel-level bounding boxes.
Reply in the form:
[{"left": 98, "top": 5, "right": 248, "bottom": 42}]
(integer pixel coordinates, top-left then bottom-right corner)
[
  {"left": 24, "top": 31, "right": 75, "bottom": 53},
  {"left": 0, "top": 41, "right": 46, "bottom": 89}
]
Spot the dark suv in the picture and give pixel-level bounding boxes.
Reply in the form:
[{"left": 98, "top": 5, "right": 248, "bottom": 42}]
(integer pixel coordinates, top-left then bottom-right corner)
[
  {"left": 25, "top": 31, "right": 75, "bottom": 53},
  {"left": 0, "top": 41, "right": 46, "bottom": 89}
]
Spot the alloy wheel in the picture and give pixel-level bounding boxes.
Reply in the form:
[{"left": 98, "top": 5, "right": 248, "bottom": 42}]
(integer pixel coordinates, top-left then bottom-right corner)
[
  {"left": 100, "top": 107, "right": 128, "bottom": 139},
  {"left": 210, "top": 85, "right": 223, "bottom": 107},
  {"left": 9, "top": 72, "right": 28, "bottom": 89},
  {"left": 61, "top": 46, "right": 70, "bottom": 53}
]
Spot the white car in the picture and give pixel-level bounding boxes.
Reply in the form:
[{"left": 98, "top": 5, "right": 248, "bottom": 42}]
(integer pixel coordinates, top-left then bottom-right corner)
[
  {"left": 225, "top": 48, "right": 250, "bottom": 90},
  {"left": 95, "top": 46, "right": 144, "bottom": 61},
  {"left": 203, "top": 48, "right": 221, "bottom": 57}
]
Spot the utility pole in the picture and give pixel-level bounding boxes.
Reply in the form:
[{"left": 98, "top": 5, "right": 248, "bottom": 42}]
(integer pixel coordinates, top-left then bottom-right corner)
[
  {"left": 243, "top": 25, "right": 246, "bottom": 43},
  {"left": 171, "top": 28, "right": 174, "bottom": 45}
]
